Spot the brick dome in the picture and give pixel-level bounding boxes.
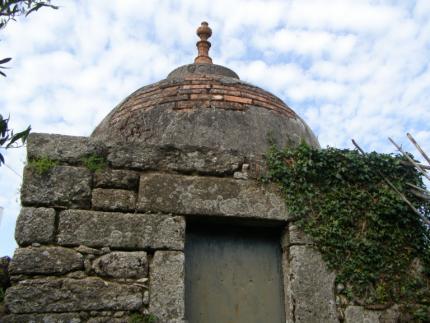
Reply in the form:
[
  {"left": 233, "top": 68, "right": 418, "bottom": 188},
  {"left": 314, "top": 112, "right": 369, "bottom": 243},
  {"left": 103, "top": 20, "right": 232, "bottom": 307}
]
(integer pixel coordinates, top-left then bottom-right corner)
[{"left": 91, "top": 23, "right": 318, "bottom": 156}]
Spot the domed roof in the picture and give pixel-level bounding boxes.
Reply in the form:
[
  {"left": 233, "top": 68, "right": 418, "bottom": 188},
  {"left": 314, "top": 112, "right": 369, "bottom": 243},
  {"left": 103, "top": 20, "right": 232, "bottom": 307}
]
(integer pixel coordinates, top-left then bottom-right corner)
[{"left": 91, "top": 22, "right": 318, "bottom": 156}]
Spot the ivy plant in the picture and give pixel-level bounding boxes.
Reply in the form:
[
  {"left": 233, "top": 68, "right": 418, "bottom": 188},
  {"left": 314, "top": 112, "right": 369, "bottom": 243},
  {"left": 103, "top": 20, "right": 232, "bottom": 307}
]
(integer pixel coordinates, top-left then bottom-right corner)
[{"left": 265, "top": 144, "right": 430, "bottom": 318}]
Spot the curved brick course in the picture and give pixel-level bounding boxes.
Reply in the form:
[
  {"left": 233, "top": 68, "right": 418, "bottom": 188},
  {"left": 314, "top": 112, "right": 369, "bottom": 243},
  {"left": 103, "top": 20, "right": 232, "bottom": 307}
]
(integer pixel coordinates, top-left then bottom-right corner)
[{"left": 110, "top": 76, "right": 296, "bottom": 126}]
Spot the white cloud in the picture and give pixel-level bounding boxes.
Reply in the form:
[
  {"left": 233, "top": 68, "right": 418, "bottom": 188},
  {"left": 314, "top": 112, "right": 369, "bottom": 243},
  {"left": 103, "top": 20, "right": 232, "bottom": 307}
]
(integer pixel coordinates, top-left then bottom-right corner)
[
  {"left": 0, "top": 0, "right": 430, "bottom": 256},
  {"left": 254, "top": 29, "right": 357, "bottom": 61},
  {"left": 285, "top": 0, "right": 403, "bottom": 33}
]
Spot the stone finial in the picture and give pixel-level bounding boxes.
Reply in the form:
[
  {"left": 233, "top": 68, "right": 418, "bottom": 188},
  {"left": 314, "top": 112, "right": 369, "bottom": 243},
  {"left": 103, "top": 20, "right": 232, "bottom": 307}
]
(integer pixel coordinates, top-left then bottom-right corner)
[{"left": 194, "top": 22, "right": 213, "bottom": 64}]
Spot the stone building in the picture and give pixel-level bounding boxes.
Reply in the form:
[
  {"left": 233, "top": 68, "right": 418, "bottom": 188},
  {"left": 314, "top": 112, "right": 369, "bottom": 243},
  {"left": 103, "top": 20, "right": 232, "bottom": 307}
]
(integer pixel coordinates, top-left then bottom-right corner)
[{"left": 3, "top": 22, "right": 401, "bottom": 322}]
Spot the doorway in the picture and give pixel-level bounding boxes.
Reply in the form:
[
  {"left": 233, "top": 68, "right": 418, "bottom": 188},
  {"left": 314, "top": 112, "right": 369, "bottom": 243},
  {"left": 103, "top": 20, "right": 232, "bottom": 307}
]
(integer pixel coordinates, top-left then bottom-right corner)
[{"left": 185, "top": 221, "right": 285, "bottom": 323}]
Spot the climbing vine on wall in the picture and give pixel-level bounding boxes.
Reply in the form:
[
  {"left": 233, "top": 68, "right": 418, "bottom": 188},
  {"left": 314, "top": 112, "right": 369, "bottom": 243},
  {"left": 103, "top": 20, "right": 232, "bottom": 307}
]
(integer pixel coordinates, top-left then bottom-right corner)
[{"left": 265, "top": 144, "right": 430, "bottom": 319}]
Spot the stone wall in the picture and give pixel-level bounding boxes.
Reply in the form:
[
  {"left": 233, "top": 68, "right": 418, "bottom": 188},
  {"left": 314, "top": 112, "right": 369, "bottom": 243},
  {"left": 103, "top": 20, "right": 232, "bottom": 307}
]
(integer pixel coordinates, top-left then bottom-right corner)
[{"left": 3, "top": 133, "right": 403, "bottom": 323}]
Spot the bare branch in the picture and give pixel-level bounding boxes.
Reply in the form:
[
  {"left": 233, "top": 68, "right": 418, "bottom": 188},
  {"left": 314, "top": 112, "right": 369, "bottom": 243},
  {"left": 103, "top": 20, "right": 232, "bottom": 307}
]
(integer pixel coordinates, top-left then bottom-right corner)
[
  {"left": 389, "top": 137, "right": 430, "bottom": 182},
  {"left": 409, "top": 190, "right": 430, "bottom": 201},
  {"left": 407, "top": 132, "right": 430, "bottom": 166},
  {"left": 352, "top": 139, "right": 430, "bottom": 226},
  {"left": 352, "top": 139, "right": 365, "bottom": 154},
  {"left": 406, "top": 182, "right": 429, "bottom": 193},
  {"left": 400, "top": 160, "right": 430, "bottom": 170}
]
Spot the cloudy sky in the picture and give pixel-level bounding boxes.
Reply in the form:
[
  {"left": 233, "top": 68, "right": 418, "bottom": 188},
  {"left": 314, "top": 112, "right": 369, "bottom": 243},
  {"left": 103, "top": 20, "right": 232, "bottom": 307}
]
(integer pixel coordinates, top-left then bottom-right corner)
[{"left": 0, "top": 0, "right": 429, "bottom": 256}]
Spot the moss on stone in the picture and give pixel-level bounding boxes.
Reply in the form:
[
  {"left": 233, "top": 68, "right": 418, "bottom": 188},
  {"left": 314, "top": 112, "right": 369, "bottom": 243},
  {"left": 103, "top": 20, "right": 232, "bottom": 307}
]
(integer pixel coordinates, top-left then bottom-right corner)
[
  {"left": 28, "top": 156, "right": 58, "bottom": 175},
  {"left": 81, "top": 154, "right": 107, "bottom": 172}
]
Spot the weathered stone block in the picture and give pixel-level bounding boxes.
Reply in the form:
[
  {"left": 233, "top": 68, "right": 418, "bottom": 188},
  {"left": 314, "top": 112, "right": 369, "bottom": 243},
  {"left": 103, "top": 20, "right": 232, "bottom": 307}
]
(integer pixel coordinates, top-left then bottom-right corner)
[
  {"left": 15, "top": 207, "right": 56, "bottom": 246},
  {"left": 94, "top": 169, "right": 139, "bottom": 190},
  {"left": 5, "top": 277, "right": 143, "bottom": 313},
  {"left": 10, "top": 246, "right": 83, "bottom": 275},
  {"left": 149, "top": 251, "right": 185, "bottom": 322},
  {"left": 107, "top": 145, "right": 163, "bottom": 170},
  {"left": 75, "top": 245, "right": 102, "bottom": 255},
  {"left": 92, "top": 251, "right": 148, "bottom": 278},
  {"left": 286, "top": 223, "right": 314, "bottom": 246},
  {"left": 21, "top": 166, "right": 92, "bottom": 208},
  {"left": 137, "top": 173, "right": 288, "bottom": 220},
  {"left": 344, "top": 305, "right": 400, "bottom": 323},
  {"left": 282, "top": 249, "right": 290, "bottom": 322},
  {"left": 285, "top": 245, "right": 338, "bottom": 323},
  {"left": 27, "top": 133, "right": 105, "bottom": 164},
  {"left": 3, "top": 312, "right": 84, "bottom": 323},
  {"left": 107, "top": 144, "right": 243, "bottom": 174},
  {"left": 162, "top": 146, "right": 243, "bottom": 175},
  {"left": 57, "top": 210, "right": 185, "bottom": 250},
  {"left": 92, "top": 188, "right": 136, "bottom": 212}
]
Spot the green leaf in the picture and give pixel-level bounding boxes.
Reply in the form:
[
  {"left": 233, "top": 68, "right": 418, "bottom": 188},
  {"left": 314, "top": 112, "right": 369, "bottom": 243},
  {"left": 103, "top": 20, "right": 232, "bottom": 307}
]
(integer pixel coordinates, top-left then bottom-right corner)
[
  {"left": 5, "top": 125, "right": 31, "bottom": 148},
  {"left": 0, "top": 57, "right": 12, "bottom": 64}
]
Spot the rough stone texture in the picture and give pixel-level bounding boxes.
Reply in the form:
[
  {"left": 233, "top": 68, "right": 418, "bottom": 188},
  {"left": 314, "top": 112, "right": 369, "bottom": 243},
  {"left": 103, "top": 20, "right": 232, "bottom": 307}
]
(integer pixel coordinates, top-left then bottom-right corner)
[
  {"left": 9, "top": 246, "right": 83, "bottom": 275},
  {"left": 107, "top": 143, "right": 244, "bottom": 174},
  {"left": 168, "top": 63, "right": 239, "bottom": 79},
  {"left": 94, "top": 169, "right": 139, "bottom": 190},
  {"left": 149, "top": 251, "right": 185, "bottom": 322},
  {"left": 285, "top": 245, "right": 338, "bottom": 323},
  {"left": 137, "top": 173, "right": 288, "bottom": 220},
  {"left": 21, "top": 166, "right": 92, "bottom": 209},
  {"left": 92, "top": 251, "right": 148, "bottom": 278},
  {"left": 3, "top": 312, "right": 84, "bottom": 323},
  {"left": 15, "top": 207, "right": 56, "bottom": 246},
  {"left": 344, "top": 305, "right": 400, "bottom": 323},
  {"left": 92, "top": 188, "right": 136, "bottom": 212},
  {"left": 5, "top": 277, "right": 143, "bottom": 313},
  {"left": 92, "top": 76, "right": 319, "bottom": 157},
  {"left": 287, "top": 223, "right": 314, "bottom": 246},
  {"left": 27, "top": 133, "right": 106, "bottom": 164},
  {"left": 282, "top": 252, "right": 291, "bottom": 323},
  {"left": 57, "top": 210, "right": 185, "bottom": 250},
  {"left": 75, "top": 245, "right": 103, "bottom": 255}
]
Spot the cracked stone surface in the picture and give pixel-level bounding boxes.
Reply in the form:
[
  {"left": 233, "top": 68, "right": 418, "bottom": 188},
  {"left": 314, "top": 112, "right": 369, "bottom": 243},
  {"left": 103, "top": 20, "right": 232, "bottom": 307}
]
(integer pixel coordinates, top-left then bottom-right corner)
[
  {"left": 137, "top": 172, "right": 288, "bottom": 221},
  {"left": 5, "top": 277, "right": 143, "bottom": 313},
  {"left": 15, "top": 207, "right": 56, "bottom": 246},
  {"left": 92, "top": 251, "right": 148, "bottom": 278},
  {"left": 285, "top": 245, "right": 338, "bottom": 323},
  {"left": 21, "top": 165, "right": 92, "bottom": 209},
  {"left": 10, "top": 246, "right": 83, "bottom": 275},
  {"left": 57, "top": 210, "right": 185, "bottom": 250},
  {"left": 149, "top": 251, "right": 185, "bottom": 322}
]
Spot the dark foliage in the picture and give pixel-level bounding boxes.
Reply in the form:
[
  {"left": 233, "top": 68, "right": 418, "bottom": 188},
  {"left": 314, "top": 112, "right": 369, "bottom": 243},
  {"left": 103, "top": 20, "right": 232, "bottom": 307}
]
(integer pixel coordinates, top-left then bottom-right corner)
[
  {"left": 266, "top": 143, "right": 430, "bottom": 320},
  {"left": 0, "top": 114, "right": 30, "bottom": 165}
]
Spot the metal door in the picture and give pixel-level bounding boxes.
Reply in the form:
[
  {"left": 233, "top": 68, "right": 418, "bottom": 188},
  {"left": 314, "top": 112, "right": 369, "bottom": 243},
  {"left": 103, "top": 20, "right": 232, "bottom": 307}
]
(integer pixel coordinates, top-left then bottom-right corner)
[{"left": 185, "top": 223, "right": 285, "bottom": 323}]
